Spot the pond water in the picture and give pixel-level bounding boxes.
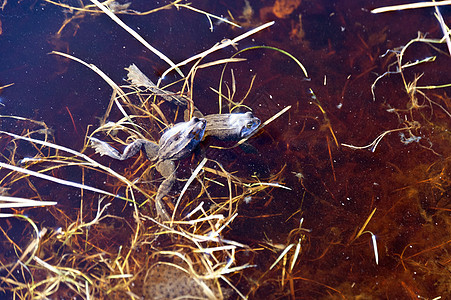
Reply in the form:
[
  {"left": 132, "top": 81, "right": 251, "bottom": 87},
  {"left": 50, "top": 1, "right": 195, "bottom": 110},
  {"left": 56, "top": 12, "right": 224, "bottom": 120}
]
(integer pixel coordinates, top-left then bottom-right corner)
[{"left": 1, "top": 0, "right": 450, "bottom": 299}]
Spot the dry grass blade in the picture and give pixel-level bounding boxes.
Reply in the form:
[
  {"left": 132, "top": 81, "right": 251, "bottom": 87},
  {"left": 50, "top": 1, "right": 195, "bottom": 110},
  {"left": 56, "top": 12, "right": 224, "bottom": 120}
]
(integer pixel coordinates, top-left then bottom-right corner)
[
  {"left": 434, "top": 5, "right": 451, "bottom": 55},
  {"left": 44, "top": 0, "right": 99, "bottom": 13},
  {"left": 219, "top": 275, "right": 247, "bottom": 300},
  {"left": 0, "top": 115, "right": 49, "bottom": 127},
  {"left": 245, "top": 181, "right": 292, "bottom": 191},
  {"left": 171, "top": 157, "right": 208, "bottom": 224},
  {"left": 416, "top": 83, "right": 451, "bottom": 90},
  {"left": 270, "top": 244, "right": 295, "bottom": 270},
  {"left": 192, "top": 245, "right": 237, "bottom": 254},
  {"left": 197, "top": 58, "right": 247, "bottom": 70},
  {"left": 65, "top": 198, "right": 112, "bottom": 235},
  {"left": 0, "top": 196, "right": 57, "bottom": 209},
  {"left": 290, "top": 239, "right": 301, "bottom": 271},
  {"left": 175, "top": 214, "right": 224, "bottom": 225},
  {"left": 33, "top": 256, "right": 93, "bottom": 285},
  {"left": 233, "top": 45, "right": 308, "bottom": 78},
  {"left": 347, "top": 208, "right": 379, "bottom": 265},
  {"left": 0, "top": 83, "right": 14, "bottom": 90},
  {"left": 0, "top": 161, "right": 118, "bottom": 198},
  {"left": 370, "top": 31, "right": 451, "bottom": 127},
  {"left": 255, "top": 105, "right": 291, "bottom": 130},
  {"left": 50, "top": 51, "right": 131, "bottom": 121},
  {"left": 234, "top": 105, "right": 291, "bottom": 147},
  {"left": 371, "top": 233, "right": 379, "bottom": 265},
  {"left": 159, "top": 21, "right": 275, "bottom": 82},
  {"left": 46, "top": 0, "right": 179, "bottom": 15},
  {"left": 89, "top": 0, "right": 183, "bottom": 77},
  {"left": 133, "top": 0, "right": 184, "bottom": 16},
  {"left": 354, "top": 208, "right": 377, "bottom": 241},
  {"left": 174, "top": 2, "right": 241, "bottom": 30},
  {"left": 371, "top": 1, "right": 451, "bottom": 13},
  {"left": 341, "top": 125, "right": 419, "bottom": 152}
]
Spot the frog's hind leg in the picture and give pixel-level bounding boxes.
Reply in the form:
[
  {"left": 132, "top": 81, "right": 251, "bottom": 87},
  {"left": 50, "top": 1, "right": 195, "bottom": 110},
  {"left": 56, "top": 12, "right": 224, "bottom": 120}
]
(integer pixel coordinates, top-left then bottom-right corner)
[
  {"left": 89, "top": 138, "right": 157, "bottom": 161},
  {"left": 154, "top": 160, "right": 176, "bottom": 221},
  {"left": 142, "top": 141, "right": 159, "bottom": 160},
  {"left": 154, "top": 174, "right": 174, "bottom": 221}
]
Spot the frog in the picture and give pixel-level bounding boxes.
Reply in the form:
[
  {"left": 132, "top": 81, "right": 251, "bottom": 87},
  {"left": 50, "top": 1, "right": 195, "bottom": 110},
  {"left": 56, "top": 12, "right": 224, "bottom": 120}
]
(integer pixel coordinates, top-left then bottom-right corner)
[
  {"left": 125, "top": 64, "right": 261, "bottom": 142},
  {"left": 92, "top": 65, "right": 261, "bottom": 219},
  {"left": 89, "top": 117, "right": 207, "bottom": 220}
]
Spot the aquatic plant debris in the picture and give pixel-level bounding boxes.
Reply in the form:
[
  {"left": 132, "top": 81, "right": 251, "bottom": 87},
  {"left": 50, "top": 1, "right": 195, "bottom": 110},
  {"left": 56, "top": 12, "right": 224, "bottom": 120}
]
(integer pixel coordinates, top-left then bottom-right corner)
[{"left": 371, "top": 1, "right": 451, "bottom": 13}]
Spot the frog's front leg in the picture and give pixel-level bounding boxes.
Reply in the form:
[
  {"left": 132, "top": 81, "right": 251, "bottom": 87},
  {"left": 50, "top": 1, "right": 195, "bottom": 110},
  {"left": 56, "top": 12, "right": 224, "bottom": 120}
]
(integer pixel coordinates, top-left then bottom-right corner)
[
  {"left": 89, "top": 137, "right": 157, "bottom": 161},
  {"left": 154, "top": 160, "right": 176, "bottom": 220}
]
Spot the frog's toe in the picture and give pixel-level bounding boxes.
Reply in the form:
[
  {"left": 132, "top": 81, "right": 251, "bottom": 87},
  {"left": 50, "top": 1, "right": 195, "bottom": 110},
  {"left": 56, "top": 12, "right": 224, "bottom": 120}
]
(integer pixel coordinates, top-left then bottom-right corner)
[{"left": 89, "top": 137, "right": 121, "bottom": 159}]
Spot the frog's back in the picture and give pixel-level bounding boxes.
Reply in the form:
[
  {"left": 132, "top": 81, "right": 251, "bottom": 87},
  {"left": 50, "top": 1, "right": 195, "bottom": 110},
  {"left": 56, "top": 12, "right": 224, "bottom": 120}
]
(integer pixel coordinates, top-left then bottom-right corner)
[
  {"left": 204, "top": 112, "right": 260, "bottom": 140},
  {"left": 158, "top": 117, "right": 206, "bottom": 161}
]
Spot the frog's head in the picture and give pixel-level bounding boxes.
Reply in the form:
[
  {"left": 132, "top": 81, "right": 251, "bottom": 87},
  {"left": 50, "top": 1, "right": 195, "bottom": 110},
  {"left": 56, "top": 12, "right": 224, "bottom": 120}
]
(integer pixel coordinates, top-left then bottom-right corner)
[{"left": 231, "top": 112, "right": 261, "bottom": 138}]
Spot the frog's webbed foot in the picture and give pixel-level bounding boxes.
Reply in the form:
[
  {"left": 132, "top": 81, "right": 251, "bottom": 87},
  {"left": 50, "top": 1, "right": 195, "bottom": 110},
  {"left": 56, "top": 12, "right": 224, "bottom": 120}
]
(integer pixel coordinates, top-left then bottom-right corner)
[
  {"left": 154, "top": 160, "right": 176, "bottom": 221},
  {"left": 126, "top": 64, "right": 189, "bottom": 107},
  {"left": 89, "top": 137, "right": 123, "bottom": 160},
  {"left": 89, "top": 137, "right": 157, "bottom": 161}
]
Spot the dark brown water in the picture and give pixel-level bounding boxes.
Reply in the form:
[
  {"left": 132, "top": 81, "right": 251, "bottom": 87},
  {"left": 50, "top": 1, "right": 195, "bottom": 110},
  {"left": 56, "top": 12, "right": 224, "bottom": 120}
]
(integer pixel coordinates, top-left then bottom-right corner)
[{"left": 1, "top": 0, "right": 450, "bottom": 299}]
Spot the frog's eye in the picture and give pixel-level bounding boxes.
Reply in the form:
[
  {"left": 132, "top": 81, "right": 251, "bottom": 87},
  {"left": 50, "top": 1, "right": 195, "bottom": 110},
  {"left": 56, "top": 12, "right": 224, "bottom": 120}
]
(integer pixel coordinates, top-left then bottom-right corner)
[{"left": 246, "top": 122, "right": 254, "bottom": 129}]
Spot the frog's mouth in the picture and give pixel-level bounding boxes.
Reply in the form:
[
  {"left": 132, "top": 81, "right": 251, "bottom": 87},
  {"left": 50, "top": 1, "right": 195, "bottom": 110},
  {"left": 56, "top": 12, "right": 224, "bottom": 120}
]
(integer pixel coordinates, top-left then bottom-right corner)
[
  {"left": 240, "top": 118, "right": 261, "bottom": 138},
  {"left": 192, "top": 120, "right": 207, "bottom": 141}
]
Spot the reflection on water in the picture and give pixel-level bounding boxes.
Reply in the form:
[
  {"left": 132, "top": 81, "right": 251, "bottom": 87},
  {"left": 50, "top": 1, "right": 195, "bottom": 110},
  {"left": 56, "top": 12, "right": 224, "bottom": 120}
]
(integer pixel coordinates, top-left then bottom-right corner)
[{"left": 1, "top": 0, "right": 450, "bottom": 299}]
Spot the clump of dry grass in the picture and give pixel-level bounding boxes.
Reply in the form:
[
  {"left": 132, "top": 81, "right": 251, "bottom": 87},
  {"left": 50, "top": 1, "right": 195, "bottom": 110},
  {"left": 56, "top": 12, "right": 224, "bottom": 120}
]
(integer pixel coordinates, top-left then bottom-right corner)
[
  {"left": 0, "top": 112, "right": 286, "bottom": 298},
  {"left": 0, "top": 2, "right": 297, "bottom": 299}
]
